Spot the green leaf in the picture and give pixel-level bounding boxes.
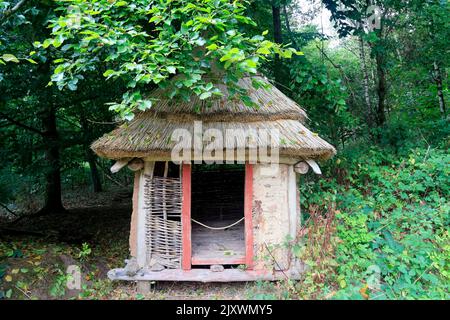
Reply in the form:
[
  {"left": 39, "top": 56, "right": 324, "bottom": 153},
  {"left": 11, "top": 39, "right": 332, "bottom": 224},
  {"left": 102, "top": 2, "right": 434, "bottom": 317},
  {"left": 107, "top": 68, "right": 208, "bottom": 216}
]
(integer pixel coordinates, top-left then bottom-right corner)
[
  {"left": 244, "top": 59, "right": 257, "bottom": 69},
  {"left": 199, "top": 91, "right": 212, "bottom": 100},
  {"left": 51, "top": 72, "right": 64, "bottom": 83},
  {"left": 206, "top": 43, "right": 218, "bottom": 51},
  {"left": 2, "top": 54, "right": 19, "bottom": 63},
  {"left": 149, "top": 15, "right": 162, "bottom": 23},
  {"left": 166, "top": 66, "right": 177, "bottom": 74},
  {"left": 54, "top": 64, "right": 65, "bottom": 74},
  {"left": 103, "top": 69, "right": 115, "bottom": 77},
  {"left": 195, "top": 37, "right": 206, "bottom": 46},
  {"left": 241, "top": 95, "right": 253, "bottom": 107},
  {"left": 115, "top": 1, "right": 127, "bottom": 7},
  {"left": 205, "top": 82, "right": 214, "bottom": 91},
  {"left": 53, "top": 35, "right": 65, "bottom": 48},
  {"left": 139, "top": 100, "right": 152, "bottom": 111},
  {"left": 67, "top": 80, "right": 78, "bottom": 91},
  {"left": 281, "top": 50, "right": 293, "bottom": 59},
  {"left": 136, "top": 293, "right": 145, "bottom": 300},
  {"left": 41, "top": 39, "right": 53, "bottom": 49},
  {"left": 256, "top": 47, "right": 270, "bottom": 55}
]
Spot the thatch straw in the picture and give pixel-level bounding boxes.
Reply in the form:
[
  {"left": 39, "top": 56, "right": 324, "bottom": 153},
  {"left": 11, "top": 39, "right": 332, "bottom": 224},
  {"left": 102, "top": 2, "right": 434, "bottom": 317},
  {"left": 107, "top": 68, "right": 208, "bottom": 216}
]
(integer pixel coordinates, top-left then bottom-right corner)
[
  {"left": 142, "top": 75, "right": 307, "bottom": 123},
  {"left": 92, "top": 118, "right": 336, "bottom": 160},
  {"left": 92, "top": 75, "right": 336, "bottom": 161}
]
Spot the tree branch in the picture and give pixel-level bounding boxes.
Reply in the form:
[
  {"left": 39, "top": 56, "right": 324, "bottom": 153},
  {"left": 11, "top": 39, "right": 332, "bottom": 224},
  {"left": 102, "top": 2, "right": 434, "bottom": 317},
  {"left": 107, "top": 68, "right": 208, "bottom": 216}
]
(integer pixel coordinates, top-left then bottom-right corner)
[
  {"left": 0, "top": 202, "right": 18, "bottom": 217},
  {"left": 0, "top": 111, "right": 44, "bottom": 136},
  {"left": 283, "top": 5, "right": 298, "bottom": 49},
  {"left": 0, "top": 0, "right": 29, "bottom": 22},
  {"left": 314, "top": 43, "right": 357, "bottom": 102}
]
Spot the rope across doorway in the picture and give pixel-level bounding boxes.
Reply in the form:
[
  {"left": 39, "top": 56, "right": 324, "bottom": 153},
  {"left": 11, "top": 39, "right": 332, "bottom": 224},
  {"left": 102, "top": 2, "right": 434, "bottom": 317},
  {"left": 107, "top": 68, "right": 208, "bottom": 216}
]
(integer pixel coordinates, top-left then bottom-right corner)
[{"left": 191, "top": 217, "right": 245, "bottom": 230}]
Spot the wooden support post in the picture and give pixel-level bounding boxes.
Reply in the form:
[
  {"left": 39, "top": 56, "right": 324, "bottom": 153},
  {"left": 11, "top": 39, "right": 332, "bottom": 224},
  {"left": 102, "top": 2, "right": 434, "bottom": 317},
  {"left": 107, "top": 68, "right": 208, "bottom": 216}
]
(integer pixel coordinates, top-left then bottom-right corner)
[
  {"left": 305, "top": 159, "right": 322, "bottom": 175},
  {"left": 136, "top": 162, "right": 154, "bottom": 268},
  {"left": 162, "top": 162, "right": 168, "bottom": 257},
  {"left": 136, "top": 281, "right": 151, "bottom": 294},
  {"left": 110, "top": 158, "right": 132, "bottom": 173},
  {"left": 181, "top": 163, "right": 192, "bottom": 270},
  {"left": 244, "top": 163, "right": 254, "bottom": 269},
  {"left": 129, "top": 171, "right": 140, "bottom": 257}
]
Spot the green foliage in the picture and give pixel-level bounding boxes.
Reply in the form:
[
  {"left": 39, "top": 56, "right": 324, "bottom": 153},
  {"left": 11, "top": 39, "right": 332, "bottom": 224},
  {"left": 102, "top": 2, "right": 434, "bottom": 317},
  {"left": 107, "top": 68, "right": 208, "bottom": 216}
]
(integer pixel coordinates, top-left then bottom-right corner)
[
  {"left": 288, "top": 38, "right": 358, "bottom": 144},
  {"left": 49, "top": 266, "right": 68, "bottom": 297},
  {"left": 45, "top": 0, "right": 299, "bottom": 119},
  {"left": 78, "top": 277, "right": 115, "bottom": 299},
  {"left": 77, "top": 243, "right": 92, "bottom": 262},
  {"left": 299, "top": 135, "right": 450, "bottom": 299}
]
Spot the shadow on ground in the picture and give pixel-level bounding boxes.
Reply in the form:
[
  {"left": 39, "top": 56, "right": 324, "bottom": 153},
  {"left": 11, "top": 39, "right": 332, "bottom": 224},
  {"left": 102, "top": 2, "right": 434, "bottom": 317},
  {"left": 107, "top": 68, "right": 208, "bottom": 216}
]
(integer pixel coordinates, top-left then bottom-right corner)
[{"left": 0, "top": 190, "right": 263, "bottom": 300}]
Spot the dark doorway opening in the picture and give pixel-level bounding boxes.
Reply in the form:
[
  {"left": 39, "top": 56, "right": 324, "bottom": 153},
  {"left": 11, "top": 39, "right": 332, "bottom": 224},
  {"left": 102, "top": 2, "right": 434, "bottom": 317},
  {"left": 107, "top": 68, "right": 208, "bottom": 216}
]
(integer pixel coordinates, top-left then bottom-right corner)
[{"left": 190, "top": 164, "right": 246, "bottom": 265}]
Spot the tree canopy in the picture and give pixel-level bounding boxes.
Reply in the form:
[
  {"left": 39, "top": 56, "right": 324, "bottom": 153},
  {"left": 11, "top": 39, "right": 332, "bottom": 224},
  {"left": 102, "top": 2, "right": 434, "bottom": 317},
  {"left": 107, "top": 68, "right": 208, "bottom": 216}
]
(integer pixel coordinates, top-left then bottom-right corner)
[{"left": 45, "top": 0, "right": 300, "bottom": 119}]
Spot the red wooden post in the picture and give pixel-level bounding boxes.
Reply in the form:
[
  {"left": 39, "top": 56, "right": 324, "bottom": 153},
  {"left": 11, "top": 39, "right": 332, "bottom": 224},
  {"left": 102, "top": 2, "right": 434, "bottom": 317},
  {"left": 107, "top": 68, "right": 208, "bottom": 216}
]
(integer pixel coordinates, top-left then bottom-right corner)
[
  {"left": 181, "top": 163, "right": 192, "bottom": 270},
  {"left": 244, "top": 163, "right": 254, "bottom": 269}
]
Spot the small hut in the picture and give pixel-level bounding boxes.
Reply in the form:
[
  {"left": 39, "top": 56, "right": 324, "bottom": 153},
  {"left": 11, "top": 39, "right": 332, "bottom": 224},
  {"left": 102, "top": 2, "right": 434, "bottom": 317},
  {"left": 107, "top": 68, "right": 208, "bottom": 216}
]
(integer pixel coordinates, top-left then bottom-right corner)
[{"left": 92, "top": 75, "right": 335, "bottom": 284}]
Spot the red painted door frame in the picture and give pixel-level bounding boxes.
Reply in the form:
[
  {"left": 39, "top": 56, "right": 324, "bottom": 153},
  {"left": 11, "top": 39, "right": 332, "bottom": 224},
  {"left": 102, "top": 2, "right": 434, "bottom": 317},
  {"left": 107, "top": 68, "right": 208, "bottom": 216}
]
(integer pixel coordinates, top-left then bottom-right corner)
[
  {"left": 181, "top": 163, "right": 192, "bottom": 270},
  {"left": 181, "top": 163, "right": 254, "bottom": 269},
  {"left": 244, "top": 163, "right": 254, "bottom": 269}
]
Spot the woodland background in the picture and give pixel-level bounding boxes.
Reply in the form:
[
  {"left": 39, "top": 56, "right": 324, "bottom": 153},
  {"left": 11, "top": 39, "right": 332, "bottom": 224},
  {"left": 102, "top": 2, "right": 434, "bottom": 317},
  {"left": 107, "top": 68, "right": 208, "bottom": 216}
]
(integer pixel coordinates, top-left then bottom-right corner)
[{"left": 0, "top": 0, "right": 448, "bottom": 300}]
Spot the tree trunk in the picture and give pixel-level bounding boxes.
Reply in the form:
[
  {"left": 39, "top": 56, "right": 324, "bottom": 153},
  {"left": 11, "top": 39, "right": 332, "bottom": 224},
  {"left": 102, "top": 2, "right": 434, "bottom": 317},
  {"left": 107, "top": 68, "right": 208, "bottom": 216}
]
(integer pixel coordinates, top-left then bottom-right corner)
[
  {"left": 434, "top": 62, "right": 446, "bottom": 118},
  {"left": 19, "top": 135, "right": 34, "bottom": 170},
  {"left": 272, "top": 2, "right": 283, "bottom": 85},
  {"left": 359, "top": 36, "right": 373, "bottom": 127},
  {"left": 79, "top": 113, "right": 103, "bottom": 192},
  {"left": 87, "top": 150, "right": 102, "bottom": 193},
  {"left": 375, "top": 50, "right": 387, "bottom": 127},
  {"left": 40, "top": 105, "right": 65, "bottom": 214},
  {"left": 272, "top": 3, "right": 283, "bottom": 45},
  {"left": 283, "top": 5, "right": 297, "bottom": 49}
]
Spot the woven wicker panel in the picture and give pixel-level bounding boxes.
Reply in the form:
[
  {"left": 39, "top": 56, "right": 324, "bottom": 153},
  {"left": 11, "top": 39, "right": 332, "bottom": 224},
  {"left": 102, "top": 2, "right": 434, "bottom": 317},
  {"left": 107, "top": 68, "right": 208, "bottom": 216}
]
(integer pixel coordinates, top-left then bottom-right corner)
[
  {"left": 144, "top": 176, "right": 182, "bottom": 218},
  {"left": 144, "top": 175, "right": 182, "bottom": 269}
]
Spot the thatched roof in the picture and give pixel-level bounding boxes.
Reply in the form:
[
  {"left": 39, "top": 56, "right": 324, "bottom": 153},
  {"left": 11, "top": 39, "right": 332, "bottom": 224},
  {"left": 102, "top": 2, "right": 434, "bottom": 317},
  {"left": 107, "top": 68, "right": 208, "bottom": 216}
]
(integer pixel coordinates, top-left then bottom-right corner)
[
  {"left": 144, "top": 75, "right": 307, "bottom": 123},
  {"left": 92, "top": 75, "right": 336, "bottom": 161}
]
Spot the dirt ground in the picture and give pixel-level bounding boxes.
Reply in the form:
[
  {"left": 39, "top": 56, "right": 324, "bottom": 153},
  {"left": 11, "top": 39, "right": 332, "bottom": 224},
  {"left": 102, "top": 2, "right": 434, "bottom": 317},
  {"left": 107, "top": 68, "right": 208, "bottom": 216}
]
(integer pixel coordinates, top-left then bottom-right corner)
[{"left": 0, "top": 188, "right": 280, "bottom": 300}]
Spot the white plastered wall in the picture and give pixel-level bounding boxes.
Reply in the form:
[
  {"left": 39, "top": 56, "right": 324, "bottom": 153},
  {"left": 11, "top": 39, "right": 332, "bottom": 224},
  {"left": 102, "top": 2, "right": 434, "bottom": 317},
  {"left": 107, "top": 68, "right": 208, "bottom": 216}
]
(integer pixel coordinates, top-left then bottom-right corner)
[{"left": 252, "top": 163, "right": 300, "bottom": 271}]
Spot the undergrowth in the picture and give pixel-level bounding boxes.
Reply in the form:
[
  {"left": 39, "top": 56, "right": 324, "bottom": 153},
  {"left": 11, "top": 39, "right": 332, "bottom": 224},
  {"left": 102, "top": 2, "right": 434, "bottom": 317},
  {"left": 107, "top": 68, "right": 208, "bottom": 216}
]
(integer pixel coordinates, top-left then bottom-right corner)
[{"left": 293, "top": 133, "right": 449, "bottom": 300}]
